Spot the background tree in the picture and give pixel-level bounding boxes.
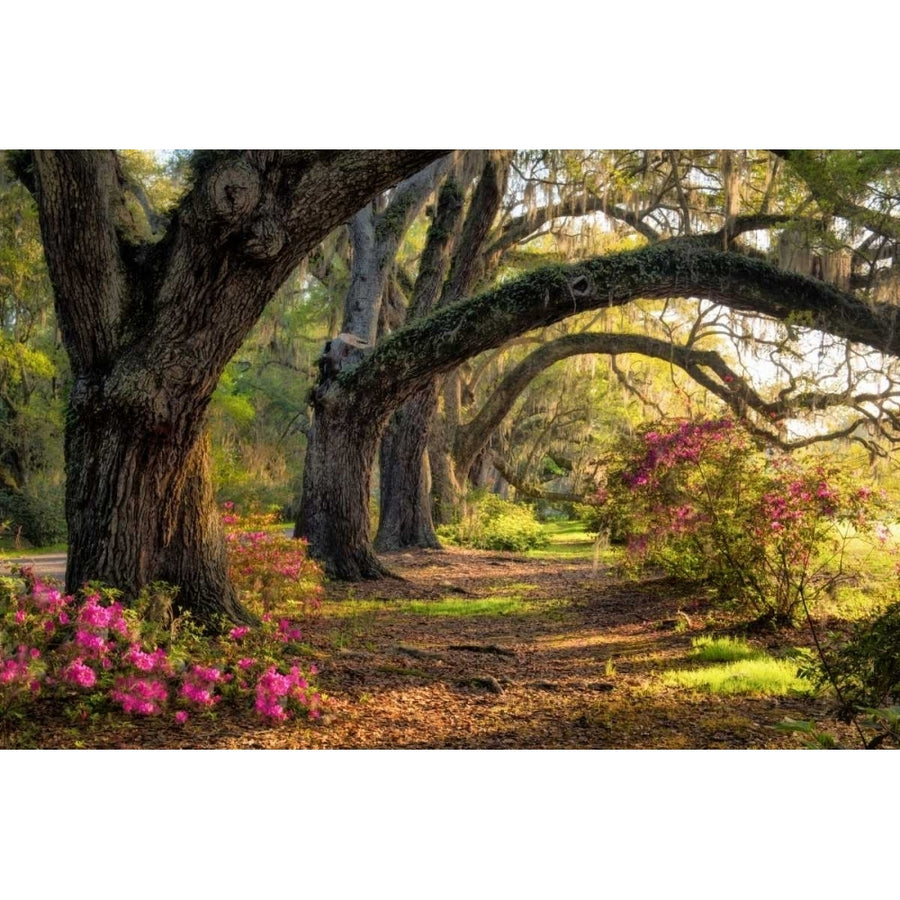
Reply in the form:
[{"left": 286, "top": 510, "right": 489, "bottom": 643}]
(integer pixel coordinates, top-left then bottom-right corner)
[
  {"left": 297, "top": 225, "right": 900, "bottom": 577},
  {"left": 0, "top": 157, "right": 67, "bottom": 545},
  {"left": 297, "top": 150, "right": 900, "bottom": 576}
]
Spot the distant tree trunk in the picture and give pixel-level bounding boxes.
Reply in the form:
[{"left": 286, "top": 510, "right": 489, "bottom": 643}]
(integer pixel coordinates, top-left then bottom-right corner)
[
  {"left": 297, "top": 388, "right": 388, "bottom": 578},
  {"left": 373, "top": 386, "right": 440, "bottom": 551},
  {"left": 426, "top": 400, "right": 461, "bottom": 526},
  {"left": 376, "top": 151, "right": 512, "bottom": 544}
]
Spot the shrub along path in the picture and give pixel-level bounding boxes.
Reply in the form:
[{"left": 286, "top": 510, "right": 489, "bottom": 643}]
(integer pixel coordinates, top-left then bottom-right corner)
[{"left": 5, "top": 539, "right": 858, "bottom": 749}]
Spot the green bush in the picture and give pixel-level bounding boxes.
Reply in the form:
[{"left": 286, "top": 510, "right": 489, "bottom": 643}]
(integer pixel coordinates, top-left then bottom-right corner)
[
  {"left": 803, "top": 601, "right": 900, "bottom": 719},
  {"left": 441, "top": 494, "right": 546, "bottom": 553},
  {"left": 0, "top": 476, "right": 66, "bottom": 547}
]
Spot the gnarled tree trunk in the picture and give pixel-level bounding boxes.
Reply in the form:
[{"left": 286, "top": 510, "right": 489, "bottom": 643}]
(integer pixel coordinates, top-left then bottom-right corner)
[
  {"left": 63, "top": 379, "right": 250, "bottom": 619},
  {"left": 27, "top": 149, "right": 445, "bottom": 622}
]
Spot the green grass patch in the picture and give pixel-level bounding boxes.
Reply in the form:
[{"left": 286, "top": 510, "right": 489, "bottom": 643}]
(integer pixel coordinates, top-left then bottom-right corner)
[
  {"left": 541, "top": 521, "right": 593, "bottom": 541},
  {"left": 663, "top": 638, "right": 813, "bottom": 697},
  {"left": 663, "top": 658, "right": 812, "bottom": 696},
  {"left": 690, "top": 636, "right": 763, "bottom": 663},
  {"left": 527, "top": 520, "right": 602, "bottom": 561},
  {"left": 404, "top": 596, "right": 529, "bottom": 617},
  {"left": 1, "top": 541, "right": 68, "bottom": 556}
]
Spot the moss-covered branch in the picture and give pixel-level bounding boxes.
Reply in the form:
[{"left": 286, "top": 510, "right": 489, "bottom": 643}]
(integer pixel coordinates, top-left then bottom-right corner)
[{"left": 338, "top": 241, "right": 900, "bottom": 419}]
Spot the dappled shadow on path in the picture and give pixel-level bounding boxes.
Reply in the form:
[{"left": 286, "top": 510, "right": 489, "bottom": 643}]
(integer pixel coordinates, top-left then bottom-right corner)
[{"left": 283, "top": 546, "right": 841, "bottom": 750}]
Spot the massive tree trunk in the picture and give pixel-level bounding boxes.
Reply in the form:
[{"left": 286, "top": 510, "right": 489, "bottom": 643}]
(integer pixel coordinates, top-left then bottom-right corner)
[
  {"left": 63, "top": 383, "right": 251, "bottom": 620},
  {"left": 299, "top": 237, "right": 900, "bottom": 579},
  {"left": 28, "top": 149, "right": 445, "bottom": 622},
  {"left": 297, "top": 380, "right": 390, "bottom": 578}
]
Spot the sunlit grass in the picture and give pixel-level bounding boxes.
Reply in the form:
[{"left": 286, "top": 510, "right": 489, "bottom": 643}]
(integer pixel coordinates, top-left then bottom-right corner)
[
  {"left": 663, "top": 657, "right": 813, "bottom": 696},
  {"left": 404, "top": 596, "right": 529, "bottom": 617},
  {"left": 542, "top": 520, "right": 593, "bottom": 541},
  {"left": 690, "top": 636, "right": 762, "bottom": 663},
  {"left": 663, "top": 638, "right": 813, "bottom": 696},
  {"left": 0, "top": 540, "right": 68, "bottom": 556},
  {"left": 527, "top": 519, "right": 610, "bottom": 562}
]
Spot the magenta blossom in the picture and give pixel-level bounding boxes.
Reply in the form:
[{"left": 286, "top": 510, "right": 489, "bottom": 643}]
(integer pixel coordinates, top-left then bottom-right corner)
[{"left": 63, "top": 659, "right": 97, "bottom": 689}]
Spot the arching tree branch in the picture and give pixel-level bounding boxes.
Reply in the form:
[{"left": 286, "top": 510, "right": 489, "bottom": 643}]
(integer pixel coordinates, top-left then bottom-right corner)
[{"left": 337, "top": 240, "right": 900, "bottom": 425}]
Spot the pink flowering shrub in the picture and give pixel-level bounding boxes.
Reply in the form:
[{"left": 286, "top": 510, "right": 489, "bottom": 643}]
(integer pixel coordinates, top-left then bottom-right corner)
[
  {"left": 0, "top": 564, "right": 325, "bottom": 725},
  {"left": 255, "top": 664, "right": 322, "bottom": 722},
  {"left": 224, "top": 506, "right": 323, "bottom": 617},
  {"left": 597, "top": 418, "right": 892, "bottom": 626}
]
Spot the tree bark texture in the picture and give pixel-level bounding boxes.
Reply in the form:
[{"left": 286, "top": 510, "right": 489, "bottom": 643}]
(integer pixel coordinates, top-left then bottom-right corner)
[
  {"left": 30, "top": 149, "right": 445, "bottom": 620},
  {"left": 373, "top": 384, "right": 440, "bottom": 551},
  {"left": 296, "top": 393, "right": 386, "bottom": 579}
]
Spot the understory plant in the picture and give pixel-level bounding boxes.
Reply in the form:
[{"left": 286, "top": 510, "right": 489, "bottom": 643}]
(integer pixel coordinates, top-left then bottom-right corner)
[
  {"left": 439, "top": 493, "right": 546, "bottom": 553},
  {"left": 227, "top": 533, "right": 323, "bottom": 618},
  {"left": 800, "top": 601, "right": 900, "bottom": 733},
  {"left": 0, "top": 507, "right": 326, "bottom": 727},
  {"left": 596, "top": 418, "right": 892, "bottom": 627}
]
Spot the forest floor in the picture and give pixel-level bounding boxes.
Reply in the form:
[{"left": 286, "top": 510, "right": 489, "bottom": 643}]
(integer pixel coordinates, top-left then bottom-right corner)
[{"left": 4, "top": 526, "right": 862, "bottom": 750}]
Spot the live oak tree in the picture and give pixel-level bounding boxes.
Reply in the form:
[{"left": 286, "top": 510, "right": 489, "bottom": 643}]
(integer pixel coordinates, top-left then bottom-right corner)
[
  {"left": 11, "top": 149, "right": 444, "bottom": 623},
  {"left": 298, "top": 230, "right": 900, "bottom": 578}
]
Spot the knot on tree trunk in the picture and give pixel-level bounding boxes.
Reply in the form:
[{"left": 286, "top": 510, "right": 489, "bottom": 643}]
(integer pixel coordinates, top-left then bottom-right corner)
[
  {"left": 207, "top": 161, "right": 261, "bottom": 224},
  {"left": 569, "top": 273, "right": 592, "bottom": 298},
  {"left": 243, "top": 215, "right": 286, "bottom": 259}
]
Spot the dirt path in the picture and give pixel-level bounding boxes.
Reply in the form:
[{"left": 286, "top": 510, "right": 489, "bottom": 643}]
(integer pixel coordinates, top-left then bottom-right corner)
[
  {"left": 5, "top": 544, "right": 852, "bottom": 749},
  {"left": 283, "top": 547, "right": 842, "bottom": 749}
]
